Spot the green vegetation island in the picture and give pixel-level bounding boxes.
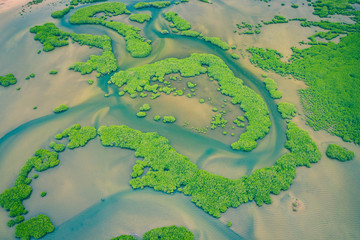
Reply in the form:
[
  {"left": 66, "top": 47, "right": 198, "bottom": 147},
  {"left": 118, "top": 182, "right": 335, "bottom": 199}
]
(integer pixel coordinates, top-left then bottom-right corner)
[
  {"left": 0, "top": 119, "right": 320, "bottom": 239},
  {"left": 326, "top": 144, "right": 354, "bottom": 162}
]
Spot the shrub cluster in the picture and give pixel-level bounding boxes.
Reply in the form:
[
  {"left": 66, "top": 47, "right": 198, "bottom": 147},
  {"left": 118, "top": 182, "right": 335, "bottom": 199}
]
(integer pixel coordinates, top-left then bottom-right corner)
[
  {"left": 277, "top": 102, "right": 296, "bottom": 119},
  {"left": 98, "top": 122, "right": 320, "bottom": 218},
  {"left": 0, "top": 73, "right": 17, "bottom": 87},
  {"left": 53, "top": 104, "right": 69, "bottom": 113},
  {"left": 69, "top": 2, "right": 152, "bottom": 58},
  {"left": 247, "top": 33, "right": 360, "bottom": 144},
  {"left": 164, "top": 12, "right": 191, "bottom": 31},
  {"left": 134, "top": 1, "right": 171, "bottom": 9},
  {"left": 30, "top": 23, "right": 117, "bottom": 75},
  {"left": 129, "top": 14, "right": 152, "bottom": 23},
  {"left": 108, "top": 53, "right": 271, "bottom": 151},
  {"left": 263, "top": 78, "right": 282, "bottom": 99},
  {"left": 326, "top": 144, "right": 354, "bottom": 162}
]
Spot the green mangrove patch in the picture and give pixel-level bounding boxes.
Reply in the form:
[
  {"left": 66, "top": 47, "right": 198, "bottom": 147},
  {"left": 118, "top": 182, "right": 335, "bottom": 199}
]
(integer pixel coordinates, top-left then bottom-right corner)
[
  {"left": 247, "top": 33, "right": 360, "bottom": 144},
  {"left": 263, "top": 78, "right": 282, "bottom": 99},
  {"left": 98, "top": 122, "right": 320, "bottom": 218},
  {"left": 164, "top": 12, "right": 191, "bottom": 31},
  {"left": 0, "top": 73, "right": 17, "bottom": 87},
  {"left": 69, "top": 2, "right": 152, "bottom": 58},
  {"left": 112, "top": 225, "right": 194, "bottom": 240},
  {"left": 134, "top": 1, "right": 171, "bottom": 9},
  {"left": 326, "top": 144, "right": 354, "bottom": 162},
  {"left": 129, "top": 13, "right": 152, "bottom": 23},
  {"left": 30, "top": 23, "right": 117, "bottom": 75},
  {"left": 108, "top": 53, "right": 271, "bottom": 151},
  {"left": 15, "top": 214, "right": 54, "bottom": 240},
  {"left": 53, "top": 104, "right": 69, "bottom": 113},
  {"left": 277, "top": 103, "right": 296, "bottom": 119}
]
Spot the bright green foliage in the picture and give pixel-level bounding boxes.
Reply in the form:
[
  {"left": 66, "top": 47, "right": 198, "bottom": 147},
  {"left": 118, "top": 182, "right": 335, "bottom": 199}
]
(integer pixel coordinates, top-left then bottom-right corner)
[
  {"left": 162, "top": 13, "right": 228, "bottom": 50},
  {"left": 15, "top": 214, "right": 54, "bottom": 240},
  {"left": 109, "top": 53, "right": 271, "bottom": 151},
  {"left": 0, "top": 184, "right": 32, "bottom": 218},
  {"left": 234, "top": 116, "right": 245, "bottom": 128},
  {"left": 0, "top": 150, "right": 59, "bottom": 218},
  {"left": 231, "top": 53, "right": 240, "bottom": 59},
  {"left": 140, "top": 103, "right": 151, "bottom": 111},
  {"left": 137, "top": 112, "right": 147, "bottom": 118},
  {"left": 49, "top": 70, "right": 58, "bottom": 74},
  {"left": 70, "top": 0, "right": 107, "bottom": 6},
  {"left": 154, "top": 115, "right": 161, "bottom": 121},
  {"left": 212, "top": 107, "right": 218, "bottom": 112},
  {"left": 181, "top": 30, "right": 200, "bottom": 37},
  {"left": 0, "top": 73, "right": 17, "bottom": 87},
  {"left": 247, "top": 47, "right": 287, "bottom": 74},
  {"left": 59, "top": 124, "right": 97, "bottom": 149},
  {"left": 211, "top": 114, "right": 227, "bottom": 129},
  {"left": 98, "top": 122, "right": 320, "bottom": 218},
  {"left": 312, "top": 0, "right": 360, "bottom": 18},
  {"left": 291, "top": 4, "right": 299, "bottom": 8},
  {"left": 25, "top": 0, "right": 43, "bottom": 7},
  {"left": 129, "top": 14, "right": 152, "bottom": 23},
  {"left": 55, "top": 134, "right": 63, "bottom": 140},
  {"left": 30, "top": 23, "right": 69, "bottom": 52},
  {"left": 163, "top": 116, "right": 176, "bottom": 123},
  {"left": 201, "top": 36, "right": 230, "bottom": 50},
  {"left": 51, "top": 6, "right": 72, "bottom": 19},
  {"left": 112, "top": 226, "right": 193, "bottom": 240},
  {"left": 326, "top": 144, "right": 354, "bottom": 161},
  {"left": 263, "top": 78, "right": 282, "bottom": 99},
  {"left": 134, "top": 1, "right": 171, "bottom": 9},
  {"left": 68, "top": 33, "right": 117, "bottom": 75},
  {"left": 248, "top": 33, "right": 360, "bottom": 144},
  {"left": 40, "top": 191, "right": 47, "bottom": 197},
  {"left": 69, "top": 2, "right": 151, "bottom": 58},
  {"left": 161, "top": 29, "right": 169, "bottom": 34},
  {"left": 8, "top": 220, "right": 16, "bottom": 227},
  {"left": 53, "top": 104, "right": 69, "bottom": 113},
  {"left": 164, "top": 12, "right": 191, "bottom": 31},
  {"left": 143, "top": 225, "right": 194, "bottom": 240},
  {"left": 111, "top": 235, "right": 136, "bottom": 240},
  {"left": 15, "top": 215, "right": 25, "bottom": 224},
  {"left": 227, "top": 221, "right": 232, "bottom": 227},
  {"left": 199, "top": 98, "right": 205, "bottom": 103},
  {"left": 187, "top": 81, "right": 196, "bottom": 88},
  {"left": 88, "top": 79, "right": 94, "bottom": 85},
  {"left": 236, "top": 21, "right": 262, "bottom": 35},
  {"left": 0, "top": 126, "right": 97, "bottom": 237},
  {"left": 27, "top": 149, "right": 59, "bottom": 173},
  {"left": 29, "top": 73, "right": 35, "bottom": 78},
  {"left": 30, "top": 23, "right": 117, "bottom": 75},
  {"left": 277, "top": 102, "right": 296, "bottom": 119},
  {"left": 176, "top": 89, "right": 184, "bottom": 95},
  {"left": 49, "top": 142, "right": 66, "bottom": 152},
  {"left": 264, "top": 15, "right": 288, "bottom": 25}
]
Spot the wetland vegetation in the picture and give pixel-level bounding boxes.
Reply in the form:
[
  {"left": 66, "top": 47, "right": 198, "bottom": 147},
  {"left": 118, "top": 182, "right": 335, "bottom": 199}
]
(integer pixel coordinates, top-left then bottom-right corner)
[
  {"left": 326, "top": 144, "right": 354, "bottom": 162},
  {"left": 0, "top": 0, "right": 358, "bottom": 239},
  {"left": 0, "top": 73, "right": 17, "bottom": 87}
]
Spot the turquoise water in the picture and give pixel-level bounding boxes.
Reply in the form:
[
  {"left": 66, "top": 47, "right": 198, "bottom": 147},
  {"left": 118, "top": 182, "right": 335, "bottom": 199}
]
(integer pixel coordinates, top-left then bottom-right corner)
[{"left": 0, "top": 0, "right": 359, "bottom": 239}]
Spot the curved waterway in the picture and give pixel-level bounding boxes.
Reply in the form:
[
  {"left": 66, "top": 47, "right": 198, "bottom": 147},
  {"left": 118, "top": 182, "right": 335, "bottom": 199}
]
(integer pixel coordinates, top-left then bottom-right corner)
[{"left": 0, "top": 0, "right": 359, "bottom": 239}]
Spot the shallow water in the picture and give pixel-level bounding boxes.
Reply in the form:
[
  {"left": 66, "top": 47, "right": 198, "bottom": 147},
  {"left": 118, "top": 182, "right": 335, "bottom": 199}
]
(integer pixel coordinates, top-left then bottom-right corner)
[{"left": 0, "top": 0, "right": 359, "bottom": 239}]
